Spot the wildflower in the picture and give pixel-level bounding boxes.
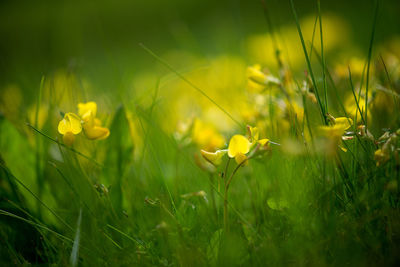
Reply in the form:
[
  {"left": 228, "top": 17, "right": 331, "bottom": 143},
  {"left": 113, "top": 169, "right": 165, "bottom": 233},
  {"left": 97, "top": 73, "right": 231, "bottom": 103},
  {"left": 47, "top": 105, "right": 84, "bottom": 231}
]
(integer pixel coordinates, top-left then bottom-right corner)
[
  {"left": 200, "top": 149, "right": 227, "bottom": 166},
  {"left": 301, "top": 80, "right": 317, "bottom": 104},
  {"left": 319, "top": 116, "right": 353, "bottom": 152},
  {"left": 344, "top": 92, "right": 371, "bottom": 123},
  {"left": 58, "top": 112, "right": 82, "bottom": 146},
  {"left": 78, "top": 102, "right": 110, "bottom": 140},
  {"left": 228, "top": 134, "right": 251, "bottom": 164},
  {"left": 192, "top": 119, "right": 225, "bottom": 151},
  {"left": 199, "top": 126, "right": 270, "bottom": 167},
  {"left": 78, "top": 101, "right": 97, "bottom": 117},
  {"left": 374, "top": 149, "right": 390, "bottom": 166},
  {"left": 247, "top": 125, "right": 270, "bottom": 150},
  {"left": 357, "top": 125, "right": 375, "bottom": 142},
  {"left": 246, "top": 64, "right": 280, "bottom": 93},
  {"left": 81, "top": 110, "right": 110, "bottom": 140},
  {"left": 374, "top": 131, "right": 398, "bottom": 167}
]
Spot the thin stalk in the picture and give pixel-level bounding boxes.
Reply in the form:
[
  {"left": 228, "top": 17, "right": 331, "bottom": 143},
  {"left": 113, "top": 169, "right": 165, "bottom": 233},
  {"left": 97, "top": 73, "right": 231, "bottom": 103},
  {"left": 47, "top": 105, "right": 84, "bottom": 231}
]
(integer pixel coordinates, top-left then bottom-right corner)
[
  {"left": 35, "top": 76, "right": 44, "bottom": 218},
  {"left": 364, "top": 0, "right": 379, "bottom": 128},
  {"left": 318, "top": 0, "right": 328, "bottom": 113},
  {"left": 209, "top": 173, "right": 218, "bottom": 221},
  {"left": 260, "top": 0, "right": 282, "bottom": 68},
  {"left": 224, "top": 159, "right": 246, "bottom": 231},
  {"left": 289, "top": 0, "right": 326, "bottom": 125}
]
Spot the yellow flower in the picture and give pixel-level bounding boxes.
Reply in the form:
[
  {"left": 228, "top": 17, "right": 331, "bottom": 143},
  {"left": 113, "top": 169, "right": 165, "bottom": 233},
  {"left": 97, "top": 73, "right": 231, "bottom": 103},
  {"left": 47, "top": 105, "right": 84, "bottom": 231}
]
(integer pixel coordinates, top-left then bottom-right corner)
[
  {"left": 247, "top": 125, "right": 259, "bottom": 142},
  {"left": 320, "top": 117, "right": 352, "bottom": 136},
  {"left": 374, "top": 149, "right": 390, "bottom": 166},
  {"left": 247, "top": 125, "right": 269, "bottom": 149},
  {"left": 333, "top": 117, "right": 353, "bottom": 131},
  {"left": 200, "top": 149, "right": 227, "bottom": 166},
  {"left": 58, "top": 112, "right": 82, "bottom": 146},
  {"left": 78, "top": 101, "right": 97, "bottom": 117},
  {"left": 247, "top": 64, "right": 268, "bottom": 85},
  {"left": 228, "top": 135, "right": 251, "bottom": 164},
  {"left": 319, "top": 116, "right": 353, "bottom": 153},
  {"left": 81, "top": 110, "right": 110, "bottom": 140},
  {"left": 78, "top": 101, "right": 110, "bottom": 141},
  {"left": 192, "top": 119, "right": 225, "bottom": 151},
  {"left": 246, "top": 64, "right": 280, "bottom": 93}
]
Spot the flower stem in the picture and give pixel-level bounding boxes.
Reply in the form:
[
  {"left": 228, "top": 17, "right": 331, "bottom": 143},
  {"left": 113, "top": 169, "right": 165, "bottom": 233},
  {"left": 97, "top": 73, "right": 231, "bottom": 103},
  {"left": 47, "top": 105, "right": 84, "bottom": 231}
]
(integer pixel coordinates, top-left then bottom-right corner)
[{"left": 223, "top": 159, "right": 246, "bottom": 231}]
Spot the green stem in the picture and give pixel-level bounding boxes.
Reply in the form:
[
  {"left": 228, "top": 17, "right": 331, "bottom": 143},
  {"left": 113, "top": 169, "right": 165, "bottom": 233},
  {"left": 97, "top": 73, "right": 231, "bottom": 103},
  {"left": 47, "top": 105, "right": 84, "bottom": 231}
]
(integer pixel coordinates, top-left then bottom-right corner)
[
  {"left": 224, "top": 159, "right": 246, "bottom": 231},
  {"left": 209, "top": 173, "right": 218, "bottom": 222}
]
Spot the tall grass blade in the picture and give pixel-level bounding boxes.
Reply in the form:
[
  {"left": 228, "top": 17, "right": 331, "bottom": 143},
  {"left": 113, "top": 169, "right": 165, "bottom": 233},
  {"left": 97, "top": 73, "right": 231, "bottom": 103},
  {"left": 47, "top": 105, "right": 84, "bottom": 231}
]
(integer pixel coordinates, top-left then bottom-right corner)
[{"left": 70, "top": 208, "right": 82, "bottom": 267}]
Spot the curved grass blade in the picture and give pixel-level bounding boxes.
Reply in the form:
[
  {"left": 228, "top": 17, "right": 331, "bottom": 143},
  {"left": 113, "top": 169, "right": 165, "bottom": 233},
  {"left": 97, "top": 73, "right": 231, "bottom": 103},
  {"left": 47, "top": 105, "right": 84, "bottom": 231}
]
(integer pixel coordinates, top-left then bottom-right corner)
[
  {"left": 70, "top": 208, "right": 82, "bottom": 267},
  {"left": 139, "top": 43, "right": 243, "bottom": 128},
  {"left": 27, "top": 123, "right": 102, "bottom": 167}
]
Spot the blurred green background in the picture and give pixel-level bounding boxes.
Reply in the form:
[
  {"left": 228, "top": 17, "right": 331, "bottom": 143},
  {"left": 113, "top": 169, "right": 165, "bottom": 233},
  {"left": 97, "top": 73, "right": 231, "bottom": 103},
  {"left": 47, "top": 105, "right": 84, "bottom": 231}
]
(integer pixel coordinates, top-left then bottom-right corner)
[{"left": 1, "top": 0, "right": 399, "bottom": 92}]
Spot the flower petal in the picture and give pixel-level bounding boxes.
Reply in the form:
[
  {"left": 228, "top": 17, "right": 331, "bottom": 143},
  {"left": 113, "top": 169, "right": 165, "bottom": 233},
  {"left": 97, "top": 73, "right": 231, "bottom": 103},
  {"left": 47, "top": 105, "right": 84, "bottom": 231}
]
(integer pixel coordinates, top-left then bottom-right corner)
[
  {"left": 78, "top": 101, "right": 97, "bottom": 118},
  {"left": 234, "top": 153, "right": 248, "bottom": 165},
  {"left": 228, "top": 135, "right": 251, "bottom": 158},
  {"left": 63, "top": 131, "right": 75, "bottom": 146},
  {"left": 200, "top": 149, "right": 227, "bottom": 166},
  {"left": 335, "top": 117, "right": 353, "bottom": 131},
  {"left": 84, "top": 125, "right": 110, "bottom": 140},
  {"left": 258, "top": 138, "right": 269, "bottom": 146},
  {"left": 58, "top": 112, "right": 82, "bottom": 135},
  {"left": 66, "top": 113, "right": 82, "bottom": 134},
  {"left": 247, "top": 125, "right": 259, "bottom": 142},
  {"left": 58, "top": 118, "right": 70, "bottom": 135}
]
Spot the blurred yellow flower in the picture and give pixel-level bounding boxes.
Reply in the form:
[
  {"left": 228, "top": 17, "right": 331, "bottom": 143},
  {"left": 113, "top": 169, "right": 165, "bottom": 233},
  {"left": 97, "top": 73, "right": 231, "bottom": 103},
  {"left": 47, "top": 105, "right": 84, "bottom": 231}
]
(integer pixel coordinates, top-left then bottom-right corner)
[
  {"left": 247, "top": 125, "right": 259, "bottom": 142},
  {"left": 78, "top": 101, "right": 97, "bottom": 117},
  {"left": 374, "top": 149, "right": 390, "bottom": 166},
  {"left": 246, "top": 64, "right": 280, "bottom": 93},
  {"left": 192, "top": 119, "right": 225, "bottom": 151},
  {"left": 319, "top": 116, "right": 353, "bottom": 153},
  {"left": 200, "top": 149, "right": 227, "bottom": 166},
  {"left": 247, "top": 125, "right": 269, "bottom": 148},
  {"left": 335, "top": 57, "right": 366, "bottom": 79},
  {"left": 81, "top": 110, "right": 110, "bottom": 140},
  {"left": 58, "top": 112, "right": 82, "bottom": 146},
  {"left": 77, "top": 101, "right": 110, "bottom": 141}
]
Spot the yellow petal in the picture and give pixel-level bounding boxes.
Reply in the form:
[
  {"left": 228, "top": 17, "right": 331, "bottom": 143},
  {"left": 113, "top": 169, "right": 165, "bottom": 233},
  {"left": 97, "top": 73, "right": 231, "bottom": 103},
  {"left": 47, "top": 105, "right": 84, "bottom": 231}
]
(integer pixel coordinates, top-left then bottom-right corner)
[
  {"left": 318, "top": 125, "right": 343, "bottom": 137},
  {"left": 200, "top": 149, "right": 226, "bottom": 166},
  {"left": 58, "top": 117, "right": 70, "bottom": 135},
  {"left": 94, "top": 118, "right": 102, "bottom": 126},
  {"left": 78, "top": 101, "right": 97, "bottom": 117},
  {"left": 247, "top": 125, "right": 259, "bottom": 142},
  {"left": 66, "top": 113, "right": 82, "bottom": 134},
  {"left": 235, "top": 153, "right": 248, "bottom": 165},
  {"left": 228, "top": 135, "right": 251, "bottom": 158},
  {"left": 63, "top": 131, "right": 75, "bottom": 146},
  {"left": 84, "top": 125, "right": 110, "bottom": 140},
  {"left": 258, "top": 138, "right": 269, "bottom": 147},
  {"left": 247, "top": 65, "right": 267, "bottom": 85},
  {"left": 58, "top": 112, "right": 82, "bottom": 135},
  {"left": 81, "top": 110, "right": 95, "bottom": 127},
  {"left": 335, "top": 117, "right": 353, "bottom": 131}
]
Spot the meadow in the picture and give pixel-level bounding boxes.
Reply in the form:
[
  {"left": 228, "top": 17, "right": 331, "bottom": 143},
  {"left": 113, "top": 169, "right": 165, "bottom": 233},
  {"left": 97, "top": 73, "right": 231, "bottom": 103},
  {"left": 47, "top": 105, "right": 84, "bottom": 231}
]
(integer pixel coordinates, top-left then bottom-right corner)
[{"left": 1, "top": 0, "right": 400, "bottom": 266}]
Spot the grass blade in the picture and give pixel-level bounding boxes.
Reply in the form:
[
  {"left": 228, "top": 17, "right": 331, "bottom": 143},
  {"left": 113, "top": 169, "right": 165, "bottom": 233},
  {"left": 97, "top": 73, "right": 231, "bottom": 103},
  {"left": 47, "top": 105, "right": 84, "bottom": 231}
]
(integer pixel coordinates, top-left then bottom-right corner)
[
  {"left": 139, "top": 43, "right": 243, "bottom": 128},
  {"left": 289, "top": 0, "right": 326, "bottom": 124},
  {"left": 70, "top": 208, "right": 82, "bottom": 267}
]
